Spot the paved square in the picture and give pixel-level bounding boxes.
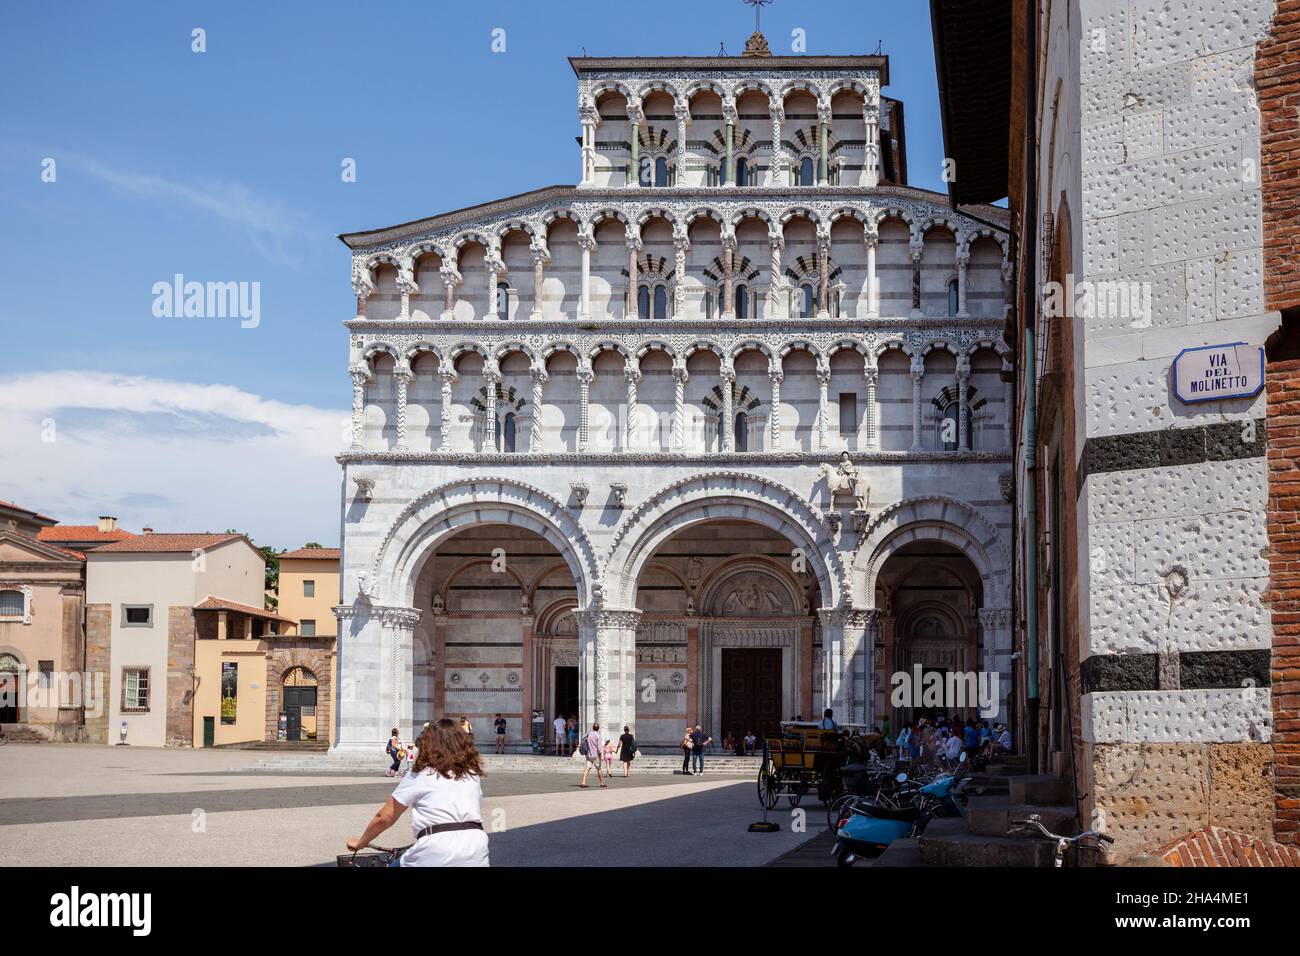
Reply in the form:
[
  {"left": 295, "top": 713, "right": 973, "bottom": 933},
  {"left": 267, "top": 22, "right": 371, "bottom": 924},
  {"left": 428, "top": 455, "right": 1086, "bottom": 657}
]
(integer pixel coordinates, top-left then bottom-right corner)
[{"left": 0, "top": 745, "right": 823, "bottom": 866}]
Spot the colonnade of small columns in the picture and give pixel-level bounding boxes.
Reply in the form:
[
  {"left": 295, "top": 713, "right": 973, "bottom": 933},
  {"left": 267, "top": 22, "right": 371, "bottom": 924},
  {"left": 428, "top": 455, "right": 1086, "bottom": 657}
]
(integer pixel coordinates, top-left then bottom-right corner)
[
  {"left": 347, "top": 341, "right": 1008, "bottom": 456},
  {"left": 354, "top": 211, "right": 1009, "bottom": 325}
]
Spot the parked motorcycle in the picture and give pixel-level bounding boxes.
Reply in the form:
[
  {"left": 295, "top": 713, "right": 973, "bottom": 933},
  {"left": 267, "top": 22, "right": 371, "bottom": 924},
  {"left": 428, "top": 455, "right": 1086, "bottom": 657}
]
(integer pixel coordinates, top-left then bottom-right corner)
[{"left": 832, "top": 754, "right": 968, "bottom": 867}]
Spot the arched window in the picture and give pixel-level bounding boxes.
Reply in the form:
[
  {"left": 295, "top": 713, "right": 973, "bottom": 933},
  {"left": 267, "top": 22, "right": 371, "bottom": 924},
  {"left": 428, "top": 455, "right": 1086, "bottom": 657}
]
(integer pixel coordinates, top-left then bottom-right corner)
[
  {"left": 736, "top": 157, "right": 749, "bottom": 186},
  {"left": 705, "top": 290, "right": 715, "bottom": 321},
  {"left": 637, "top": 284, "right": 650, "bottom": 318},
  {"left": 653, "top": 285, "right": 667, "bottom": 320},
  {"left": 0, "top": 589, "right": 26, "bottom": 621},
  {"left": 496, "top": 282, "right": 510, "bottom": 319},
  {"left": 503, "top": 412, "right": 517, "bottom": 453},
  {"left": 799, "top": 156, "right": 815, "bottom": 186},
  {"left": 947, "top": 279, "right": 959, "bottom": 317},
  {"left": 801, "top": 284, "right": 815, "bottom": 318},
  {"left": 735, "top": 412, "right": 748, "bottom": 451},
  {"left": 654, "top": 156, "right": 668, "bottom": 187},
  {"left": 735, "top": 284, "right": 749, "bottom": 320}
]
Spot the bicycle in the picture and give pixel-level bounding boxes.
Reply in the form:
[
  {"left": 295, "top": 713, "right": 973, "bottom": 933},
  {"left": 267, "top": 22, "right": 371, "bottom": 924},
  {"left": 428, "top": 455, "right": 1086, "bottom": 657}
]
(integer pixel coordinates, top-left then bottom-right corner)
[
  {"left": 340, "top": 842, "right": 412, "bottom": 867},
  {"left": 1009, "top": 813, "right": 1114, "bottom": 867}
]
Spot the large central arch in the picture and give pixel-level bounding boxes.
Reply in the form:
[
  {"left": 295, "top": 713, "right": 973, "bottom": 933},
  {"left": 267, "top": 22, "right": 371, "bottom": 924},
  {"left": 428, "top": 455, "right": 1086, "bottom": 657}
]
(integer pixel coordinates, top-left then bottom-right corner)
[
  {"left": 604, "top": 471, "right": 846, "bottom": 610},
  {"left": 369, "top": 477, "right": 599, "bottom": 608}
]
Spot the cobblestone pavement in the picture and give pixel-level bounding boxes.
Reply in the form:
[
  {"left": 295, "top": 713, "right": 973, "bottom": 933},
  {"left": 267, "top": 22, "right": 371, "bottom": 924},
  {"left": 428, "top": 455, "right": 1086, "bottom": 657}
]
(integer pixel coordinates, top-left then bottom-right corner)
[{"left": 0, "top": 744, "right": 822, "bottom": 866}]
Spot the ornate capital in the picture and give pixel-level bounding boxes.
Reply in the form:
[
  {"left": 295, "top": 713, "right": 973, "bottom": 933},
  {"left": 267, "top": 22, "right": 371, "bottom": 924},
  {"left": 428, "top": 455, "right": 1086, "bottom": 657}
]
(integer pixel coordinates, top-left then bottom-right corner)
[
  {"left": 978, "top": 607, "right": 1012, "bottom": 630},
  {"left": 349, "top": 365, "right": 372, "bottom": 387},
  {"left": 672, "top": 364, "right": 689, "bottom": 384}
]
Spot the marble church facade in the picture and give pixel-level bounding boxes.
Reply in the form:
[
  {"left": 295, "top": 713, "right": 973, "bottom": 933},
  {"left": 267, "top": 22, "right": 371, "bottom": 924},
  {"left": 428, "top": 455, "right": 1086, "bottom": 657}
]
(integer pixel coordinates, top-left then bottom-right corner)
[{"left": 331, "top": 41, "right": 1015, "bottom": 751}]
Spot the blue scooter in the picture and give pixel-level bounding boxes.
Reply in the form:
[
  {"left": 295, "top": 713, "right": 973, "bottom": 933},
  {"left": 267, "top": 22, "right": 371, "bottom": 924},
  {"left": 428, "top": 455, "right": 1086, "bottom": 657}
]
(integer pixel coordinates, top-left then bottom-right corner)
[{"left": 832, "top": 753, "right": 968, "bottom": 867}]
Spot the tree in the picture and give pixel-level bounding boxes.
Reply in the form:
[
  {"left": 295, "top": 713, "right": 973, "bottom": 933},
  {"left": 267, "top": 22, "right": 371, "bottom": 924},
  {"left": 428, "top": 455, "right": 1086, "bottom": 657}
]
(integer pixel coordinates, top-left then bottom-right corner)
[{"left": 303, "top": 541, "right": 324, "bottom": 549}]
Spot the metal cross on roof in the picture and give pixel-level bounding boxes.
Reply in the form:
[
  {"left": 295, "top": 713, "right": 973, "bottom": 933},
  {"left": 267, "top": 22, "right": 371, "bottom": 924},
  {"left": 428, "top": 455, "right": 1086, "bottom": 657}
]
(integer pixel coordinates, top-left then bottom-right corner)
[{"left": 744, "top": 0, "right": 772, "bottom": 33}]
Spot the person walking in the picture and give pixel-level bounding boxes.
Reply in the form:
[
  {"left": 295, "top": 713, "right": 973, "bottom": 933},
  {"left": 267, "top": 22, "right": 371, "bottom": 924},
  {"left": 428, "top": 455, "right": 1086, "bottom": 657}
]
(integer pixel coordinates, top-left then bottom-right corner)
[
  {"left": 347, "top": 718, "right": 490, "bottom": 867},
  {"left": 617, "top": 725, "right": 637, "bottom": 778},
  {"left": 385, "top": 727, "right": 403, "bottom": 777},
  {"left": 680, "top": 725, "right": 694, "bottom": 775},
  {"left": 602, "top": 737, "right": 615, "bottom": 776},
  {"left": 580, "top": 723, "right": 607, "bottom": 788},
  {"left": 690, "top": 725, "right": 711, "bottom": 775},
  {"left": 553, "top": 713, "right": 567, "bottom": 756},
  {"left": 494, "top": 713, "right": 507, "bottom": 754}
]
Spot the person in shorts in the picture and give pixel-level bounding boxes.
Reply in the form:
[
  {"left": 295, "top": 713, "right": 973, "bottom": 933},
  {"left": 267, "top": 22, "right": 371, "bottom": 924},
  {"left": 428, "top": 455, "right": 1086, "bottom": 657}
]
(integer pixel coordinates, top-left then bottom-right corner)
[
  {"left": 580, "top": 723, "right": 607, "bottom": 788},
  {"left": 493, "top": 713, "right": 507, "bottom": 754}
]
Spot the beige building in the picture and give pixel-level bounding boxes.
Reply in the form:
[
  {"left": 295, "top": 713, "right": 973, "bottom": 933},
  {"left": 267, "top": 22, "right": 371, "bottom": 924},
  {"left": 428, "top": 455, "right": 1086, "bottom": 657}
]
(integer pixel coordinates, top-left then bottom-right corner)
[
  {"left": 0, "top": 501, "right": 89, "bottom": 741},
  {"left": 86, "top": 533, "right": 272, "bottom": 747}
]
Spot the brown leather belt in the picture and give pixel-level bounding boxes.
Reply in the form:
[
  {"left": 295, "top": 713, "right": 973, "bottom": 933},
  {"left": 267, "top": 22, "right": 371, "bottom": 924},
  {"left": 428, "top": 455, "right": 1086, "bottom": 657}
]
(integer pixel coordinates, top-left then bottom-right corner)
[{"left": 415, "top": 821, "right": 483, "bottom": 839}]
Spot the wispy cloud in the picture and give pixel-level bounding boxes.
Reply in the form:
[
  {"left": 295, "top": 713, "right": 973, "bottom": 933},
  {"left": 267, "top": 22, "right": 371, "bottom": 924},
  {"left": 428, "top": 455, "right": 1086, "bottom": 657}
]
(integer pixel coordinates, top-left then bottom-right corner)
[
  {"left": 74, "top": 154, "right": 317, "bottom": 266},
  {"left": 0, "top": 371, "right": 348, "bottom": 549}
]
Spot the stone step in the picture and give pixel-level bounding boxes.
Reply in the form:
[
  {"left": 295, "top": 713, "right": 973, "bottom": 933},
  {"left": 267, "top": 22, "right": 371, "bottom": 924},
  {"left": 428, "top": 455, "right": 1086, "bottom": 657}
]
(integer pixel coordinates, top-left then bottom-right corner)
[
  {"left": 967, "top": 773, "right": 1011, "bottom": 795},
  {"left": 917, "top": 817, "right": 1056, "bottom": 867},
  {"left": 1008, "top": 774, "right": 1073, "bottom": 807},
  {"left": 871, "top": 837, "right": 924, "bottom": 867},
  {"left": 965, "top": 796, "right": 1077, "bottom": 838},
  {"left": 0, "top": 724, "right": 53, "bottom": 744}
]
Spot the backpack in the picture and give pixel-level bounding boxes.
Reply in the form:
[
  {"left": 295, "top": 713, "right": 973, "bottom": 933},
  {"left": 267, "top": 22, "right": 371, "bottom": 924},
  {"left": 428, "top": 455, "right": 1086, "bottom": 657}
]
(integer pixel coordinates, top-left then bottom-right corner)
[{"left": 579, "top": 736, "right": 590, "bottom": 756}]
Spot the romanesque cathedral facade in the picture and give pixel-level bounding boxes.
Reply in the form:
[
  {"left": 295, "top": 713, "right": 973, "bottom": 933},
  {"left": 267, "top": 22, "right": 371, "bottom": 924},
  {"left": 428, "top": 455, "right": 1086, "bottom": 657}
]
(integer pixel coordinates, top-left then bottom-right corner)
[{"left": 332, "top": 36, "right": 1014, "bottom": 751}]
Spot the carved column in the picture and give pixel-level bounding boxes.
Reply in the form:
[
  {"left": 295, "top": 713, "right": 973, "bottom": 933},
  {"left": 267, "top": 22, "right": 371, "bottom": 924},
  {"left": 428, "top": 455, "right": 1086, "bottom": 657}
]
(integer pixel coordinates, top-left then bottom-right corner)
[
  {"left": 1003, "top": 363, "right": 1014, "bottom": 450},
  {"left": 956, "top": 355, "right": 971, "bottom": 451},
  {"left": 624, "top": 361, "right": 641, "bottom": 451},
  {"left": 672, "top": 363, "right": 688, "bottom": 450},
  {"left": 721, "top": 232, "right": 736, "bottom": 319},
  {"left": 579, "top": 101, "right": 598, "bottom": 186},
  {"left": 720, "top": 362, "right": 735, "bottom": 452},
  {"left": 768, "top": 96, "right": 785, "bottom": 186},
  {"left": 626, "top": 231, "right": 641, "bottom": 319},
  {"left": 482, "top": 364, "right": 501, "bottom": 451},
  {"left": 864, "top": 229, "right": 880, "bottom": 317},
  {"left": 627, "top": 101, "right": 641, "bottom": 188},
  {"left": 379, "top": 607, "right": 421, "bottom": 742},
  {"left": 352, "top": 271, "right": 373, "bottom": 319},
  {"left": 530, "top": 246, "right": 547, "bottom": 319},
  {"left": 817, "top": 101, "right": 830, "bottom": 185},
  {"left": 722, "top": 96, "right": 737, "bottom": 186},
  {"left": 816, "top": 359, "right": 831, "bottom": 450},
  {"left": 910, "top": 356, "right": 925, "bottom": 451},
  {"left": 578, "top": 230, "right": 594, "bottom": 321},
  {"left": 769, "top": 366, "right": 783, "bottom": 448},
  {"left": 576, "top": 365, "right": 593, "bottom": 452},
  {"left": 574, "top": 608, "right": 640, "bottom": 738},
  {"left": 863, "top": 364, "right": 880, "bottom": 450},
  {"left": 393, "top": 361, "right": 413, "bottom": 451},
  {"left": 768, "top": 233, "right": 784, "bottom": 319},
  {"left": 440, "top": 265, "right": 460, "bottom": 320},
  {"left": 485, "top": 254, "right": 502, "bottom": 320},
  {"left": 437, "top": 367, "right": 457, "bottom": 452},
  {"left": 349, "top": 365, "right": 371, "bottom": 450},
  {"left": 956, "top": 249, "right": 970, "bottom": 317},
  {"left": 674, "top": 101, "right": 689, "bottom": 184},
  {"left": 529, "top": 366, "right": 547, "bottom": 452},
  {"left": 910, "top": 239, "right": 924, "bottom": 317},
  {"left": 672, "top": 231, "right": 689, "bottom": 318},
  {"left": 817, "top": 231, "right": 831, "bottom": 318},
  {"left": 819, "top": 609, "right": 875, "bottom": 727},
  {"left": 863, "top": 99, "right": 880, "bottom": 188},
  {"left": 396, "top": 260, "right": 417, "bottom": 320}
]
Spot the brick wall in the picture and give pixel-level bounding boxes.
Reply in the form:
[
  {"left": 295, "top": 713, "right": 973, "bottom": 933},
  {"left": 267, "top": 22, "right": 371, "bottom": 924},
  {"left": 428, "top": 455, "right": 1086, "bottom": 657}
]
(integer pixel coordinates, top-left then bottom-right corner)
[
  {"left": 1259, "top": 0, "right": 1300, "bottom": 848},
  {"left": 1258, "top": 0, "right": 1300, "bottom": 315}
]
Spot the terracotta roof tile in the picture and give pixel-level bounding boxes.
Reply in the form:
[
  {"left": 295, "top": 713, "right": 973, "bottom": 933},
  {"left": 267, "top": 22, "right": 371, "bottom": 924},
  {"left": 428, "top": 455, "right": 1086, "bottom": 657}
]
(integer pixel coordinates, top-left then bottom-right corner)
[
  {"left": 280, "top": 547, "right": 340, "bottom": 560},
  {"left": 1156, "top": 827, "right": 1300, "bottom": 867},
  {"left": 37, "top": 525, "right": 136, "bottom": 543},
  {"left": 0, "top": 500, "right": 57, "bottom": 523},
  {"left": 93, "top": 533, "right": 248, "bottom": 554},
  {"left": 193, "top": 596, "right": 295, "bottom": 624}
]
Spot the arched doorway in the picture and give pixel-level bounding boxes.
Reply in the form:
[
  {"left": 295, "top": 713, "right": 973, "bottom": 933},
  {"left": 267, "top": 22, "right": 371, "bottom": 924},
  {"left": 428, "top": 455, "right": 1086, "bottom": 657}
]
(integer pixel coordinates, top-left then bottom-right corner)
[
  {"left": 632, "top": 519, "right": 820, "bottom": 747},
  {"left": 281, "top": 666, "right": 318, "bottom": 741},
  {"left": 0, "top": 652, "right": 23, "bottom": 724},
  {"left": 873, "top": 541, "right": 983, "bottom": 728}
]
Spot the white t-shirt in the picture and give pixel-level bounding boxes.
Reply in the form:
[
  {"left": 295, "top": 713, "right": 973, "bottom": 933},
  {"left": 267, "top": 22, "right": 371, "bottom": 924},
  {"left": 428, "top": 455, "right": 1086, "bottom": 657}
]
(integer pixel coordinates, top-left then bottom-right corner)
[
  {"left": 554, "top": 717, "right": 567, "bottom": 737},
  {"left": 944, "top": 735, "right": 963, "bottom": 760},
  {"left": 391, "top": 769, "right": 489, "bottom": 867},
  {"left": 997, "top": 730, "right": 1012, "bottom": 750}
]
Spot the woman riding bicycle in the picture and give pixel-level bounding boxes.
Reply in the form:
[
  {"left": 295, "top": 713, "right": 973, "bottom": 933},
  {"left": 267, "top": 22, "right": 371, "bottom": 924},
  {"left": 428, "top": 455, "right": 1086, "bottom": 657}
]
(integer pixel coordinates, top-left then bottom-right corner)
[{"left": 347, "top": 718, "right": 490, "bottom": 867}]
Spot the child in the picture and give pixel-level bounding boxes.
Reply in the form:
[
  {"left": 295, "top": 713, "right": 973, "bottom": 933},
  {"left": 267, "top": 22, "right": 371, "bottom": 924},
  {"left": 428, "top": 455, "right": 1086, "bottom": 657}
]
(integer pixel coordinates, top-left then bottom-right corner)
[{"left": 602, "top": 738, "right": 615, "bottom": 776}]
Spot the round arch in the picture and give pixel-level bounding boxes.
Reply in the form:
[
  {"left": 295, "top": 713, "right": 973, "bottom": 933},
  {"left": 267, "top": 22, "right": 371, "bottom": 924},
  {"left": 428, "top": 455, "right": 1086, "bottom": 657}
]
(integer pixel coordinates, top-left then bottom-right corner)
[
  {"left": 604, "top": 472, "right": 844, "bottom": 609},
  {"left": 366, "top": 478, "right": 598, "bottom": 609},
  {"left": 852, "top": 496, "right": 1009, "bottom": 608}
]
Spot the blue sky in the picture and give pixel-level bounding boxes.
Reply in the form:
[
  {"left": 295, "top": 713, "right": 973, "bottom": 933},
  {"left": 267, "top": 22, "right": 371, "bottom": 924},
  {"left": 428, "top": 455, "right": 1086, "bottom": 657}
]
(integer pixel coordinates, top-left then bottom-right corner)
[{"left": 0, "top": 0, "right": 946, "bottom": 549}]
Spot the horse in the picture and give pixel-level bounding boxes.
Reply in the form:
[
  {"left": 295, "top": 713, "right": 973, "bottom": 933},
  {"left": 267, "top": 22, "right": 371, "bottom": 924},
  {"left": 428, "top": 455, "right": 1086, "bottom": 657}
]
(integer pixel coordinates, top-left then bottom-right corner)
[{"left": 817, "top": 462, "right": 868, "bottom": 512}]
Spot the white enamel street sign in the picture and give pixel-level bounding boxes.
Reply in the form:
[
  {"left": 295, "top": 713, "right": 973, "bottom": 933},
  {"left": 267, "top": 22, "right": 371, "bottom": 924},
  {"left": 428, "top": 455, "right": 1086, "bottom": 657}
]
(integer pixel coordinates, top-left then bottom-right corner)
[{"left": 1171, "top": 342, "right": 1264, "bottom": 404}]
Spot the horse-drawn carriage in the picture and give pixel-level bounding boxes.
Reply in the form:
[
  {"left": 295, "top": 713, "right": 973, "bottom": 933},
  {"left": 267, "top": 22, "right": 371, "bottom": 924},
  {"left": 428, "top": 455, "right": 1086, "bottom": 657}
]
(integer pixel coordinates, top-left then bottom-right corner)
[{"left": 755, "top": 721, "right": 884, "bottom": 809}]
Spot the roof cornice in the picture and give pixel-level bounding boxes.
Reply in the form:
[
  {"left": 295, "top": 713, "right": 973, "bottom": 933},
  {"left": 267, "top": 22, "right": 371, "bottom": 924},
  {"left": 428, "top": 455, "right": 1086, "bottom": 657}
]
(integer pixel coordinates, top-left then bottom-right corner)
[{"left": 568, "top": 54, "right": 889, "bottom": 84}]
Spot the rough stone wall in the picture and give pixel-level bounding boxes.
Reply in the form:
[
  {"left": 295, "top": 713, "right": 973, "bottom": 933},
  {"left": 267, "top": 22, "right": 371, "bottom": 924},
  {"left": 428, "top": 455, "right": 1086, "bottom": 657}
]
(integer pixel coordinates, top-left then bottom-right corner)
[
  {"left": 83, "top": 603, "right": 111, "bottom": 744},
  {"left": 264, "top": 642, "right": 334, "bottom": 743},
  {"left": 165, "top": 606, "right": 195, "bottom": 747},
  {"left": 1074, "top": 0, "right": 1281, "bottom": 854}
]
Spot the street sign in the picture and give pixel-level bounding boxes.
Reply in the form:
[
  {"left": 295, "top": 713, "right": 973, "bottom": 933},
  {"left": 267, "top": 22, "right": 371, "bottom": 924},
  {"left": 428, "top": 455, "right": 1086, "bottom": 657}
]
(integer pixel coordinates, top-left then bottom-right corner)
[{"left": 1171, "top": 342, "right": 1264, "bottom": 404}]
